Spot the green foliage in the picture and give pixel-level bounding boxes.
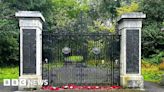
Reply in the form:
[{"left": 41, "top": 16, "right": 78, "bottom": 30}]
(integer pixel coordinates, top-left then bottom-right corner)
[
  {"left": 116, "top": 2, "right": 139, "bottom": 16},
  {"left": 47, "top": 0, "right": 90, "bottom": 30},
  {"left": 142, "top": 70, "right": 163, "bottom": 82},
  {"left": 65, "top": 56, "right": 84, "bottom": 62},
  {"left": 0, "top": 0, "right": 54, "bottom": 65},
  {"left": 2, "top": 0, "right": 54, "bottom": 30},
  {"left": 140, "top": 0, "right": 164, "bottom": 63},
  {"left": 142, "top": 60, "right": 164, "bottom": 82},
  {"left": 142, "top": 22, "right": 164, "bottom": 58},
  {"left": 52, "top": 0, "right": 89, "bottom": 18},
  {"left": 0, "top": 0, "right": 163, "bottom": 66},
  {"left": 93, "top": 20, "right": 115, "bottom": 32},
  {"left": 162, "top": 22, "right": 164, "bottom": 26},
  {"left": 0, "top": 66, "right": 19, "bottom": 83},
  {"left": 149, "top": 52, "right": 164, "bottom": 64},
  {"left": 98, "top": 0, "right": 120, "bottom": 18},
  {"left": 140, "top": 0, "right": 164, "bottom": 23},
  {"left": 159, "top": 60, "right": 164, "bottom": 70},
  {"left": 0, "top": 3, "right": 19, "bottom": 66},
  {"left": 3, "top": 0, "right": 53, "bottom": 12},
  {"left": 0, "top": 32, "right": 19, "bottom": 65},
  {"left": 142, "top": 52, "right": 164, "bottom": 65}
]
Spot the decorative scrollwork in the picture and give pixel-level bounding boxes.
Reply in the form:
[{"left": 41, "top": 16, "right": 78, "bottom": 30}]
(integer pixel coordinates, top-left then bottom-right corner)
[
  {"left": 62, "top": 47, "right": 71, "bottom": 54},
  {"left": 92, "top": 47, "right": 101, "bottom": 55}
]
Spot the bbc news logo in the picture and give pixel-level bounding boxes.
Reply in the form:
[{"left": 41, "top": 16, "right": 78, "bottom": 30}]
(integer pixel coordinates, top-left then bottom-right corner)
[{"left": 3, "top": 79, "right": 48, "bottom": 86}]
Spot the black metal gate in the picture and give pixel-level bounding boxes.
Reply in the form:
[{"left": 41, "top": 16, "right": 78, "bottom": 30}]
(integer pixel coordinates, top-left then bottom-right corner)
[{"left": 42, "top": 31, "right": 120, "bottom": 86}]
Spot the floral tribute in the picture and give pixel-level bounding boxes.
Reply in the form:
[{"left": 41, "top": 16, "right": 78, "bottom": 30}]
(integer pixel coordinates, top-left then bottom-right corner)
[{"left": 41, "top": 84, "right": 122, "bottom": 91}]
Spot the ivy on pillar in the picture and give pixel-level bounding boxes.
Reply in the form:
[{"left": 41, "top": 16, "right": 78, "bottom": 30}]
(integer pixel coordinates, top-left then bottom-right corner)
[{"left": 15, "top": 11, "right": 45, "bottom": 90}]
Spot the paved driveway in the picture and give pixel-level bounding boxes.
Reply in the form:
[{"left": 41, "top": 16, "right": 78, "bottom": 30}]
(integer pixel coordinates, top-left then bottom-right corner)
[
  {"left": 144, "top": 81, "right": 164, "bottom": 92},
  {"left": 43, "top": 65, "right": 119, "bottom": 86},
  {"left": 0, "top": 85, "right": 18, "bottom": 92}
]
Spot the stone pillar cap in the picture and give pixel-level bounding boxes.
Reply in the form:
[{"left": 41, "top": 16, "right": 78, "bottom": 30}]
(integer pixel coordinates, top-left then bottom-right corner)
[
  {"left": 117, "top": 12, "right": 146, "bottom": 22},
  {"left": 15, "top": 11, "right": 45, "bottom": 22}
]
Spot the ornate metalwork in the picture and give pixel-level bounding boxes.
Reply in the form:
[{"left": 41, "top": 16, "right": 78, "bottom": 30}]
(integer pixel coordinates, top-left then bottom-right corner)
[
  {"left": 42, "top": 31, "right": 120, "bottom": 86},
  {"left": 92, "top": 47, "right": 101, "bottom": 55},
  {"left": 62, "top": 47, "right": 71, "bottom": 54}
]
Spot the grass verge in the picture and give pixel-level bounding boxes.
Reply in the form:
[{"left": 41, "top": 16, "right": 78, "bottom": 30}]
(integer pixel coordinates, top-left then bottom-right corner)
[
  {"left": 0, "top": 66, "right": 19, "bottom": 84},
  {"left": 142, "top": 59, "right": 164, "bottom": 82}
]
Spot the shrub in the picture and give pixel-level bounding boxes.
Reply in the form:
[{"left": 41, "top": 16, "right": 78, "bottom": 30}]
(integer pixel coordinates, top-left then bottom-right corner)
[
  {"left": 0, "top": 66, "right": 19, "bottom": 83},
  {"left": 142, "top": 59, "right": 164, "bottom": 82},
  {"left": 142, "top": 60, "right": 153, "bottom": 68},
  {"left": 159, "top": 59, "right": 164, "bottom": 70},
  {"left": 65, "top": 56, "right": 84, "bottom": 62},
  {"left": 142, "top": 22, "right": 164, "bottom": 58},
  {"left": 142, "top": 52, "right": 164, "bottom": 64}
]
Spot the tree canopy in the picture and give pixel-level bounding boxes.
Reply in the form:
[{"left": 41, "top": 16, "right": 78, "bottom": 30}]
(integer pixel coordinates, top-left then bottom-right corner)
[
  {"left": 140, "top": 0, "right": 164, "bottom": 63},
  {"left": 0, "top": 0, "right": 163, "bottom": 65}
]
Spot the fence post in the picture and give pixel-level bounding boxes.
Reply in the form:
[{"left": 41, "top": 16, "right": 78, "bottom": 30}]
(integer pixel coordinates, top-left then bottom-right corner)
[
  {"left": 15, "top": 11, "right": 45, "bottom": 90},
  {"left": 117, "top": 12, "right": 146, "bottom": 90}
]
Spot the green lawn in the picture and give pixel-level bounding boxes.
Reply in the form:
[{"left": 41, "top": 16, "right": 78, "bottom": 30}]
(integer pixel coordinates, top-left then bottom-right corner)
[{"left": 0, "top": 66, "right": 19, "bottom": 83}]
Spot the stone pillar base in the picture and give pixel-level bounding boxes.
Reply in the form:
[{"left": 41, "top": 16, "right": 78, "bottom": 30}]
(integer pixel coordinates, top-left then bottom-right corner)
[
  {"left": 120, "top": 75, "right": 144, "bottom": 90},
  {"left": 18, "top": 75, "right": 42, "bottom": 90}
]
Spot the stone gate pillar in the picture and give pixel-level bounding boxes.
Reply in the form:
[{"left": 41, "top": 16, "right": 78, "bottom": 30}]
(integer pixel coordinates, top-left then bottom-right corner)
[
  {"left": 15, "top": 11, "right": 45, "bottom": 90},
  {"left": 117, "top": 12, "right": 146, "bottom": 89}
]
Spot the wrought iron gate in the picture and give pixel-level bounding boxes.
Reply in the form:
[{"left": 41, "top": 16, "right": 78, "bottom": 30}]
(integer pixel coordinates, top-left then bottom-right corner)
[{"left": 42, "top": 31, "right": 120, "bottom": 86}]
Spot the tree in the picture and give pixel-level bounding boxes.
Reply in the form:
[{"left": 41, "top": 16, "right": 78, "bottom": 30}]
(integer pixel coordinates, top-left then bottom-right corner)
[
  {"left": 49, "top": 0, "right": 90, "bottom": 30},
  {"left": 97, "top": 0, "right": 120, "bottom": 19},
  {"left": 0, "top": 3, "right": 19, "bottom": 66},
  {"left": 142, "top": 22, "right": 164, "bottom": 57},
  {"left": 0, "top": 0, "right": 54, "bottom": 65},
  {"left": 140, "top": 0, "right": 164, "bottom": 61},
  {"left": 140, "top": 0, "right": 164, "bottom": 23}
]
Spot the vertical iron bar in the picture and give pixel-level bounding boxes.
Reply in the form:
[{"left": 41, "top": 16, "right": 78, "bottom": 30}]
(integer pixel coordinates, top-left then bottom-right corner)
[
  {"left": 112, "top": 35, "right": 114, "bottom": 85},
  {"left": 48, "top": 33, "right": 50, "bottom": 86},
  {"left": 110, "top": 35, "right": 113, "bottom": 86}
]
